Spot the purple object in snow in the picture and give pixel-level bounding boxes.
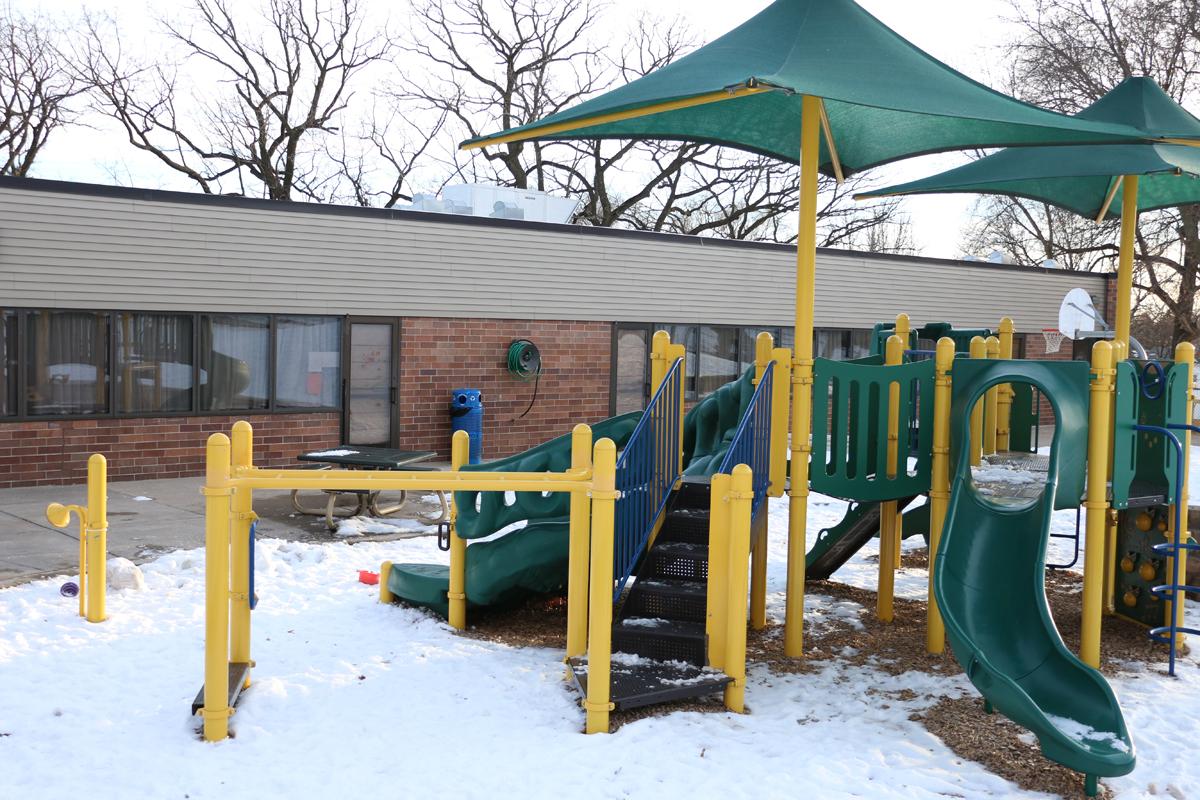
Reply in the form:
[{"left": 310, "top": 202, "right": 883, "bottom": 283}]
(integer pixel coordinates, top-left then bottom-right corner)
[{"left": 60, "top": 582, "right": 79, "bottom": 598}]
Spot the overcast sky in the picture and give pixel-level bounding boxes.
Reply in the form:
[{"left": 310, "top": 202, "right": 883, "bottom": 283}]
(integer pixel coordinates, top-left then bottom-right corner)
[{"left": 14, "top": 0, "right": 1024, "bottom": 259}]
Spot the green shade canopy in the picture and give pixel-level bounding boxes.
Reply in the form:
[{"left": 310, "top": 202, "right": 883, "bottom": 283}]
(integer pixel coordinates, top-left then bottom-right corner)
[
  {"left": 462, "top": 0, "right": 1174, "bottom": 174},
  {"left": 858, "top": 78, "right": 1200, "bottom": 219}
]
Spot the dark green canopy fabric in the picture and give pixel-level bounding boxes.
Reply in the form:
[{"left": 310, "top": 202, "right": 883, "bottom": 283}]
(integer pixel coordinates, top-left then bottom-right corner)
[
  {"left": 462, "top": 0, "right": 1171, "bottom": 174},
  {"left": 859, "top": 78, "right": 1200, "bottom": 219}
]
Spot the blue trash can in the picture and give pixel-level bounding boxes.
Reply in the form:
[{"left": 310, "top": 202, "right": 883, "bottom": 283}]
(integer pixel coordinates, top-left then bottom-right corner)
[{"left": 450, "top": 389, "right": 483, "bottom": 464}]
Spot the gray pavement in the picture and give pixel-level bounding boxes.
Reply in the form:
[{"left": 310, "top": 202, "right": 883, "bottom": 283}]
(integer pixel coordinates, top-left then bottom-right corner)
[{"left": 0, "top": 477, "right": 446, "bottom": 588}]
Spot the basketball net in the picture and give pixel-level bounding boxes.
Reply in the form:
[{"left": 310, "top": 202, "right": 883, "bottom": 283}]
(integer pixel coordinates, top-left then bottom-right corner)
[{"left": 1041, "top": 328, "right": 1065, "bottom": 354}]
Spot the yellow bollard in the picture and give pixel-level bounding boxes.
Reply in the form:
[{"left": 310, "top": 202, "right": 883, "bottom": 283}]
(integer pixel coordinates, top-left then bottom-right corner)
[
  {"left": 1170, "top": 342, "right": 1194, "bottom": 647},
  {"left": 585, "top": 438, "right": 618, "bottom": 734},
  {"left": 984, "top": 336, "right": 1000, "bottom": 456},
  {"left": 1081, "top": 342, "right": 1114, "bottom": 668},
  {"left": 202, "top": 433, "right": 233, "bottom": 742},
  {"left": 448, "top": 430, "right": 470, "bottom": 631},
  {"left": 926, "top": 338, "right": 955, "bottom": 654},
  {"left": 230, "top": 422, "right": 254, "bottom": 687},
  {"left": 706, "top": 473, "right": 732, "bottom": 670},
  {"left": 46, "top": 453, "right": 109, "bottom": 623},
  {"left": 566, "top": 424, "right": 594, "bottom": 658},
  {"left": 724, "top": 464, "right": 753, "bottom": 713},
  {"left": 878, "top": 335, "right": 903, "bottom": 622},
  {"left": 997, "top": 318, "right": 1015, "bottom": 452},
  {"left": 968, "top": 336, "right": 985, "bottom": 466},
  {"left": 378, "top": 561, "right": 395, "bottom": 604},
  {"left": 784, "top": 94, "right": 821, "bottom": 659}
]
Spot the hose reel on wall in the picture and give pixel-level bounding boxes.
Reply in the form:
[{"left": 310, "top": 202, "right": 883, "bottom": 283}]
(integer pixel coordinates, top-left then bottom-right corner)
[{"left": 508, "top": 339, "right": 543, "bottom": 419}]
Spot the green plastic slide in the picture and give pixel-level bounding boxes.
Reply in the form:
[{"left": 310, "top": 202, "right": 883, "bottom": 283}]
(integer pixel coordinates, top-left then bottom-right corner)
[
  {"left": 935, "top": 359, "right": 1135, "bottom": 780},
  {"left": 386, "top": 369, "right": 758, "bottom": 616}
]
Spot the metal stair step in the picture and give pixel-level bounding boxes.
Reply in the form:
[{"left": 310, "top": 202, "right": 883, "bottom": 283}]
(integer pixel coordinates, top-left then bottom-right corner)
[
  {"left": 658, "top": 507, "right": 710, "bottom": 545},
  {"left": 621, "top": 577, "right": 708, "bottom": 623},
  {"left": 612, "top": 618, "right": 707, "bottom": 666},
  {"left": 673, "top": 477, "right": 713, "bottom": 511},
  {"left": 566, "top": 656, "right": 731, "bottom": 712},
  {"left": 645, "top": 541, "right": 709, "bottom": 582}
]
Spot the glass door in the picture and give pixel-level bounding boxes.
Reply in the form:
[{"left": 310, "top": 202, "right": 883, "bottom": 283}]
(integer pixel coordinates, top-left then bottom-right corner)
[{"left": 344, "top": 319, "right": 398, "bottom": 446}]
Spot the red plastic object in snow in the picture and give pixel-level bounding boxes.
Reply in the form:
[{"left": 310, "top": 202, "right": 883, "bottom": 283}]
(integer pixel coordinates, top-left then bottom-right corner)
[{"left": 358, "top": 570, "right": 379, "bottom": 585}]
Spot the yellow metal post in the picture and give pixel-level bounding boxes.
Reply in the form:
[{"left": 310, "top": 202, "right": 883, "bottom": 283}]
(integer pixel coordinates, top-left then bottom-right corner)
[
  {"left": 1082, "top": 341, "right": 1114, "bottom": 668},
  {"left": 984, "top": 336, "right": 1000, "bottom": 456},
  {"left": 1170, "top": 342, "right": 1194, "bottom": 646},
  {"left": 878, "top": 334, "right": 903, "bottom": 622},
  {"left": 892, "top": 315, "right": 910, "bottom": 568},
  {"left": 378, "top": 561, "right": 395, "bottom": 603},
  {"left": 670, "top": 342, "right": 687, "bottom": 477},
  {"left": 724, "top": 464, "right": 753, "bottom": 713},
  {"left": 585, "top": 438, "right": 618, "bottom": 734},
  {"left": 1114, "top": 176, "right": 1139, "bottom": 351},
  {"left": 202, "top": 433, "right": 232, "bottom": 742},
  {"left": 968, "top": 336, "right": 985, "bottom": 466},
  {"left": 748, "top": 332, "right": 774, "bottom": 629},
  {"left": 83, "top": 454, "right": 108, "bottom": 624},
  {"left": 769, "top": 347, "right": 792, "bottom": 498},
  {"left": 650, "top": 330, "right": 670, "bottom": 395},
  {"left": 927, "top": 338, "right": 955, "bottom": 654},
  {"left": 448, "top": 430, "right": 470, "bottom": 630},
  {"left": 706, "top": 473, "right": 732, "bottom": 669},
  {"left": 785, "top": 94, "right": 822, "bottom": 658},
  {"left": 230, "top": 421, "right": 254, "bottom": 686},
  {"left": 997, "top": 318, "right": 1014, "bottom": 452},
  {"left": 566, "top": 423, "right": 594, "bottom": 658}
]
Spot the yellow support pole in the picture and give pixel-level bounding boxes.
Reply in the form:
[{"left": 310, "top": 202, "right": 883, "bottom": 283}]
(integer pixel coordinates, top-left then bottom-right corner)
[
  {"left": 892, "top": 315, "right": 910, "bottom": 568},
  {"left": 968, "top": 336, "right": 986, "bottom": 466},
  {"left": 83, "top": 454, "right": 108, "bottom": 624},
  {"left": 448, "top": 430, "right": 470, "bottom": 631},
  {"left": 670, "top": 341, "right": 687, "bottom": 477},
  {"left": 650, "top": 330, "right": 670, "bottom": 396},
  {"left": 566, "top": 423, "right": 594, "bottom": 658},
  {"left": 878, "top": 334, "right": 903, "bottom": 622},
  {"left": 1082, "top": 341, "right": 1114, "bottom": 668},
  {"left": 1170, "top": 342, "right": 1194, "bottom": 646},
  {"left": 585, "top": 438, "right": 618, "bottom": 734},
  {"left": 748, "top": 333, "right": 774, "bottom": 629},
  {"left": 724, "top": 464, "right": 753, "bottom": 713},
  {"left": 784, "top": 94, "right": 822, "bottom": 658},
  {"left": 202, "top": 433, "right": 232, "bottom": 742},
  {"left": 769, "top": 347, "right": 792, "bottom": 498},
  {"left": 926, "top": 338, "right": 955, "bottom": 654},
  {"left": 706, "top": 472, "right": 732, "bottom": 670},
  {"left": 1104, "top": 340, "right": 1127, "bottom": 616},
  {"left": 997, "top": 318, "right": 1015, "bottom": 453},
  {"left": 984, "top": 336, "right": 1000, "bottom": 456},
  {"left": 378, "top": 561, "right": 395, "bottom": 603},
  {"left": 230, "top": 422, "right": 254, "bottom": 686},
  {"left": 1114, "top": 175, "right": 1139, "bottom": 351}
]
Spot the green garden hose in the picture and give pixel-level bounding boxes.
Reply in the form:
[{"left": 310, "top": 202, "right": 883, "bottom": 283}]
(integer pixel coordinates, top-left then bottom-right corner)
[{"left": 507, "top": 340, "right": 542, "bottom": 418}]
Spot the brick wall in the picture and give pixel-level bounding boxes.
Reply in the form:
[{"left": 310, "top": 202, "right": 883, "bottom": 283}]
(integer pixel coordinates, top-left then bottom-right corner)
[
  {"left": 0, "top": 412, "right": 338, "bottom": 488},
  {"left": 397, "top": 317, "right": 611, "bottom": 458}
]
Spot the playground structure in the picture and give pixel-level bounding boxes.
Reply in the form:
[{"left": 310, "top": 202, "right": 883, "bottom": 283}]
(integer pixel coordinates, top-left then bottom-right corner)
[{"left": 45, "top": 453, "right": 109, "bottom": 623}]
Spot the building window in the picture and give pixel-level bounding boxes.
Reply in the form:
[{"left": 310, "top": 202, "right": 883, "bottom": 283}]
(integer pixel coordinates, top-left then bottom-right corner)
[
  {"left": 26, "top": 311, "right": 110, "bottom": 416},
  {"left": 697, "top": 326, "right": 739, "bottom": 397},
  {"left": 115, "top": 313, "right": 194, "bottom": 413},
  {"left": 614, "top": 326, "right": 649, "bottom": 414},
  {"left": 275, "top": 316, "right": 342, "bottom": 409},
  {"left": 201, "top": 314, "right": 269, "bottom": 411},
  {"left": 1, "top": 311, "right": 14, "bottom": 416},
  {"left": 739, "top": 327, "right": 783, "bottom": 372}
]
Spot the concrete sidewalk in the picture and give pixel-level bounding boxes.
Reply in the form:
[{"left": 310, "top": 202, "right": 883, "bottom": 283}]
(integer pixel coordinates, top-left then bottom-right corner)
[{"left": 0, "top": 477, "right": 445, "bottom": 588}]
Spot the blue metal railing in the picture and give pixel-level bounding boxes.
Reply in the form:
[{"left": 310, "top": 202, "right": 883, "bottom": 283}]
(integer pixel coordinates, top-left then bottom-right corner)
[
  {"left": 1131, "top": 422, "right": 1200, "bottom": 676},
  {"left": 718, "top": 362, "right": 775, "bottom": 516},
  {"left": 613, "top": 358, "right": 683, "bottom": 599}
]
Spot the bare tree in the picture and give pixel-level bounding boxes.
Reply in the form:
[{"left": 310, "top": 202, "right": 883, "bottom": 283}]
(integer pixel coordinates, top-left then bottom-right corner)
[
  {"left": 78, "top": 0, "right": 397, "bottom": 200},
  {"left": 401, "top": 0, "right": 912, "bottom": 247},
  {"left": 970, "top": 0, "right": 1200, "bottom": 342},
  {"left": 0, "top": 10, "right": 82, "bottom": 176}
]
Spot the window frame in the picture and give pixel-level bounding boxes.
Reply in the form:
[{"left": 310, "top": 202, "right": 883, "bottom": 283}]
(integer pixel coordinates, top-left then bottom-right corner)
[{"left": 2, "top": 307, "right": 346, "bottom": 422}]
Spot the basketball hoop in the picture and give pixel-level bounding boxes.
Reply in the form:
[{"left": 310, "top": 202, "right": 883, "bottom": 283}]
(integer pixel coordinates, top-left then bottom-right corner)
[{"left": 1041, "top": 328, "right": 1065, "bottom": 354}]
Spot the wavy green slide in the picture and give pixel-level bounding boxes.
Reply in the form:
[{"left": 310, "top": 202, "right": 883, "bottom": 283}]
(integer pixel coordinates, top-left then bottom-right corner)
[
  {"left": 935, "top": 359, "right": 1135, "bottom": 782},
  {"left": 386, "top": 369, "right": 757, "bottom": 616}
]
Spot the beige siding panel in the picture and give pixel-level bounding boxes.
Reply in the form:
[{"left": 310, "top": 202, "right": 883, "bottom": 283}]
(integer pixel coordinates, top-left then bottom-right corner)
[{"left": 0, "top": 185, "right": 1108, "bottom": 330}]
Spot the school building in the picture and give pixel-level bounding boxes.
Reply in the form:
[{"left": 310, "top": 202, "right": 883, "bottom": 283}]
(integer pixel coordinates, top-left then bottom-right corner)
[{"left": 0, "top": 177, "right": 1113, "bottom": 487}]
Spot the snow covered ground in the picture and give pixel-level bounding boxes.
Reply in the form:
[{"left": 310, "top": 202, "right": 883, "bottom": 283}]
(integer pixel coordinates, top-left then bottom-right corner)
[{"left": 2, "top": 465, "right": 1199, "bottom": 798}]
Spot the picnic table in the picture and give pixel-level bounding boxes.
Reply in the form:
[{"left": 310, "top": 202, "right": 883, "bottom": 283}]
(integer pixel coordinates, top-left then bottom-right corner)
[{"left": 290, "top": 446, "right": 448, "bottom": 531}]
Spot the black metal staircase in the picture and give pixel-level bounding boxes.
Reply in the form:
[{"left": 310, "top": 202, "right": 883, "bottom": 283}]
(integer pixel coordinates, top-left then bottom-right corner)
[{"left": 568, "top": 478, "right": 732, "bottom": 711}]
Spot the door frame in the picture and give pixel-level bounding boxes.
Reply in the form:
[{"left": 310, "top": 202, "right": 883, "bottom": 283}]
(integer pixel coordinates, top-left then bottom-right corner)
[{"left": 341, "top": 316, "right": 401, "bottom": 447}]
